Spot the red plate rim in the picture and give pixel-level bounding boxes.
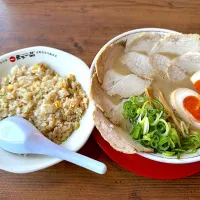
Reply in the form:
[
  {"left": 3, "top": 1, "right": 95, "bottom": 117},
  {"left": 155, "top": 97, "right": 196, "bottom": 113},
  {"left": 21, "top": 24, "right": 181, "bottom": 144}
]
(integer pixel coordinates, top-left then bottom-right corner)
[{"left": 93, "top": 129, "right": 200, "bottom": 180}]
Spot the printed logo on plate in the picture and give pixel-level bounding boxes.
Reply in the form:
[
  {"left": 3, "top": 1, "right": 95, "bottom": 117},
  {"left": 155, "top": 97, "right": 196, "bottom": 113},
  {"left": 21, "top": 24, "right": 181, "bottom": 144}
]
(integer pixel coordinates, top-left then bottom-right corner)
[
  {"left": 9, "top": 56, "right": 16, "bottom": 62},
  {"left": 8, "top": 51, "right": 57, "bottom": 64}
]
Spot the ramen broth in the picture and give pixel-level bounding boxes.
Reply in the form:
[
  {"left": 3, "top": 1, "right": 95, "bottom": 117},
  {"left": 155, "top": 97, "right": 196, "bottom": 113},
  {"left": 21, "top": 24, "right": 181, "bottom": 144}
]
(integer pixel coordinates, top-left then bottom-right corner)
[
  {"left": 112, "top": 57, "right": 132, "bottom": 75},
  {"left": 151, "top": 73, "right": 194, "bottom": 104},
  {"left": 109, "top": 94, "right": 122, "bottom": 105}
]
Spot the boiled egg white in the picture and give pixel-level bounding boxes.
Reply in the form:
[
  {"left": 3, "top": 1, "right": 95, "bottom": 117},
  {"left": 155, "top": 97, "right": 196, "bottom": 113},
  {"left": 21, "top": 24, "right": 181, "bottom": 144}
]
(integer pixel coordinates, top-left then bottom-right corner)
[
  {"left": 170, "top": 88, "right": 200, "bottom": 129},
  {"left": 191, "top": 70, "right": 200, "bottom": 94},
  {"left": 191, "top": 70, "right": 200, "bottom": 84}
]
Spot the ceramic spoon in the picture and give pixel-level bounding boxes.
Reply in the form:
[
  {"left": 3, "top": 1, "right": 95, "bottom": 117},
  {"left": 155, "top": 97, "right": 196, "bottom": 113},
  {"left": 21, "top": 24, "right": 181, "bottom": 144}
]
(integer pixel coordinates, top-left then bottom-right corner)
[{"left": 0, "top": 116, "right": 107, "bottom": 174}]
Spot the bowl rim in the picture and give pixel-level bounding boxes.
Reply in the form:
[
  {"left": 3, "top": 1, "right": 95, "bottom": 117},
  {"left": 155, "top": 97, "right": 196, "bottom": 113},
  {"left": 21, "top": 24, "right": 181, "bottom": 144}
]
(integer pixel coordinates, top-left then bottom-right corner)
[
  {"left": 0, "top": 46, "right": 95, "bottom": 173},
  {"left": 89, "top": 27, "right": 200, "bottom": 164}
]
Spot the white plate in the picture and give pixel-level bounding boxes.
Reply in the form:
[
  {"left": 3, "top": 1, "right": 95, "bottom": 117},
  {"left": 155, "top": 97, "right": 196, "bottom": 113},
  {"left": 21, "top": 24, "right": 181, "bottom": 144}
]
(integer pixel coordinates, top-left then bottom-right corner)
[
  {"left": 0, "top": 46, "right": 94, "bottom": 173},
  {"left": 90, "top": 28, "right": 200, "bottom": 164}
]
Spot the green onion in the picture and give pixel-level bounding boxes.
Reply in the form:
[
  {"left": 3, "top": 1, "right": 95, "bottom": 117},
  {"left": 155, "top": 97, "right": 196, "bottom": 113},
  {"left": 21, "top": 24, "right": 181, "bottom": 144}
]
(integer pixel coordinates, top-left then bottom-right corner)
[
  {"left": 150, "top": 134, "right": 160, "bottom": 149},
  {"left": 156, "top": 119, "right": 169, "bottom": 136},
  {"left": 151, "top": 99, "right": 164, "bottom": 111},
  {"left": 131, "top": 123, "right": 142, "bottom": 140},
  {"left": 150, "top": 111, "right": 163, "bottom": 126},
  {"left": 162, "top": 151, "right": 176, "bottom": 156},
  {"left": 122, "top": 95, "right": 200, "bottom": 159},
  {"left": 141, "top": 116, "right": 149, "bottom": 135},
  {"left": 169, "top": 128, "right": 181, "bottom": 147},
  {"left": 158, "top": 137, "right": 170, "bottom": 151}
]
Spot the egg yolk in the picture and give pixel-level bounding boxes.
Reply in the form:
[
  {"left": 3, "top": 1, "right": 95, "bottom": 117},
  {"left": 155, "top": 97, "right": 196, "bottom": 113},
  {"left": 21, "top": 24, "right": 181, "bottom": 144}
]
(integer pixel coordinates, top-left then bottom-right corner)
[
  {"left": 183, "top": 96, "right": 200, "bottom": 122},
  {"left": 194, "top": 80, "right": 200, "bottom": 94}
]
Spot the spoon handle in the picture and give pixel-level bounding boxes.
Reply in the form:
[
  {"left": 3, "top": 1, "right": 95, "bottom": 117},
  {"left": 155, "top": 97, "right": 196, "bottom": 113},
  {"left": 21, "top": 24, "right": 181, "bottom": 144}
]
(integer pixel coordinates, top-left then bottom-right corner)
[{"left": 28, "top": 134, "right": 107, "bottom": 174}]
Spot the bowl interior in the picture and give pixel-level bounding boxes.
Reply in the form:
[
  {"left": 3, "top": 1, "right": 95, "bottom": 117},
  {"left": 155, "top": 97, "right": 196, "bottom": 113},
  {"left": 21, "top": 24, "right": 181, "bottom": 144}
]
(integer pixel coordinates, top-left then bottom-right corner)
[
  {"left": 90, "top": 28, "right": 200, "bottom": 164},
  {"left": 0, "top": 46, "right": 94, "bottom": 173}
]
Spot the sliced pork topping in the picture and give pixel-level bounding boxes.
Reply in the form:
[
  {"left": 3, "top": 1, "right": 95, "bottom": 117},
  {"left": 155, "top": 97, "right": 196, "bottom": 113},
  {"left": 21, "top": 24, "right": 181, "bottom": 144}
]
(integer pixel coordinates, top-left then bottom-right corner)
[
  {"left": 96, "top": 43, "right": 125, "bottom": 83},
  {"left": 171, "top": 52, "right": 200, "bottom": 73},
  {"left": 167, "top": 65, "right": 187, "bottom": 82},
  {"left": 121, "top": 52, "right": 154, "bottom": 78},
  {"left": 102, "top": 69, "right": 125, "bottom": 91},
  {"left": 91, "top": 73, "right": 124, "bottom": 125},
  {"left": 126, "top": 33, "right": 162, "bottom": 55},
  {"left": 150, "top": 54, "right": 170, "bottom": 73},
  {"left": 104, "top": 73, "right": 152, "bottom": 98},
  {"left": 151, "top": 34, "right": 200, "bottom": 55},
  {"left": 110, "top": 100, "right": 132, "bottom": 130}
]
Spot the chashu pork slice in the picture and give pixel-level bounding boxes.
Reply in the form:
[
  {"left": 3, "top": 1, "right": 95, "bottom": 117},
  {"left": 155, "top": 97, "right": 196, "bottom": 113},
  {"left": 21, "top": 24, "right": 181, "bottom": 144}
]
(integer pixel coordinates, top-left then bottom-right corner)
[
  {"left": 121, "top": 52, "right": 154, "bottom": 78},
  {"left": 167, "top": 65, "right": 187, "bottom": 82},
  {"left": 90, "top": 73, "right": 127, "bottom": 126},
  {"left": 93, "top": 108, "right": 153, "bottom": 154},
  {"left": 111, "top": 99, "right": 132, "bottom": 131},
  {"left": 101, "top": 69, "right": 125, "bottom": 91},
  {"left": 170, "top": 52, "right": 200, "bottom": 73},
  {"left": 102, "top": 71, "right": 152, "bottom": 98},
  {"left": 125, "top": 32, "right": 162, "bottom": 55},
  {"left": 96, "top": 43, "right": 125, "bottom": 84},
  {"left": 150, "top": 54, "right": 170, "bottom": 74},
  {"left": 150, "top": 33, "right": 200, "bottom": 56}
]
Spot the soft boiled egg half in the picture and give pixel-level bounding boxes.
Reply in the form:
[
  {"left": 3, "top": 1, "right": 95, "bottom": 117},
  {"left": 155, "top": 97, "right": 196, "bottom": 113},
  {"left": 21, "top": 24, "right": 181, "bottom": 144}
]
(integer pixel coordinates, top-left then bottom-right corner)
[
  {"left": 171, "top": 88, "right": 200, "bottom": 129},
  {"left": 170, "top": 70, "right": 200, "bottom": 129}
]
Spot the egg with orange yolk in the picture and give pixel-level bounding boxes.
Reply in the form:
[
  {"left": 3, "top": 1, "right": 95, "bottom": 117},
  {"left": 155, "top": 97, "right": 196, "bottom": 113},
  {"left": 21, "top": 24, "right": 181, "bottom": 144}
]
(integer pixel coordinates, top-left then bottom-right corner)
[
  {"left": 191, "top": 70, "right": 200, "bottom": 94},
  {"left": 171, "top": 88, "right": 200, "bottom": 129}
]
